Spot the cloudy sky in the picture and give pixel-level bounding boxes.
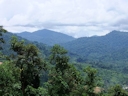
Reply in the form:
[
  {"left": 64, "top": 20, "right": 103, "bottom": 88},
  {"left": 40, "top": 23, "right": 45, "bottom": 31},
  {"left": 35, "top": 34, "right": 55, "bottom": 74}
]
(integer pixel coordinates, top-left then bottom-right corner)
[{"left": 0, "top": 0, "right": 128, "bottom": 37}]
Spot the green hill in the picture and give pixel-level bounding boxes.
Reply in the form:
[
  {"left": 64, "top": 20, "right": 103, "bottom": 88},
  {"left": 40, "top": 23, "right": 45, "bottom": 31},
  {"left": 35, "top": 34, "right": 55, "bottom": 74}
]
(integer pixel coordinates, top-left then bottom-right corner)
[
  {"left": 1, "top": 32, "right": 50, "bottom": 57},
  {"left": 61, "top": 31, "right": 128, "bottom": 74}
]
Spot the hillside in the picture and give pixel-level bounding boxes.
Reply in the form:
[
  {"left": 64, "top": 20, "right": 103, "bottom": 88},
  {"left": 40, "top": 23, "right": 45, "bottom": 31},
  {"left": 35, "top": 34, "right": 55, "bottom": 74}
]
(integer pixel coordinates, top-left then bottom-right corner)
[
  {"left": 1, "top": 32, "right": 50, "bottom": 58},
  {"left": 61, "top": 31, "right": 128, "bottom": 57},
  {"left": 15, "top": 29, "right": 75, "bottom": 45},
  {"left": 61, "top": 30, "right": 128, "bottom": 70}
]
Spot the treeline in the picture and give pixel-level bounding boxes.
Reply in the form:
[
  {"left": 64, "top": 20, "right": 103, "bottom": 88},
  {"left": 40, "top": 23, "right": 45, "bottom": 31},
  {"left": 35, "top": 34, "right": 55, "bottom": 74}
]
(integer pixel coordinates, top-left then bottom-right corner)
[{"left": 0, "top": 27, "right": 128, "bottom": 96}]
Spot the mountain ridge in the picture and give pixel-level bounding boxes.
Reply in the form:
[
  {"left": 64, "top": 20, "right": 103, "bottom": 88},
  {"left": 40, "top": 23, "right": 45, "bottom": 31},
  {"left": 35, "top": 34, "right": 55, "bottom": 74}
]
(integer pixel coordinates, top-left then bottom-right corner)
[
  {"left": 60, "top": 30, "right": 128, "bottom": 64},
  {"left": 15, "top": 29, "right": 75, "bottom": 45}
]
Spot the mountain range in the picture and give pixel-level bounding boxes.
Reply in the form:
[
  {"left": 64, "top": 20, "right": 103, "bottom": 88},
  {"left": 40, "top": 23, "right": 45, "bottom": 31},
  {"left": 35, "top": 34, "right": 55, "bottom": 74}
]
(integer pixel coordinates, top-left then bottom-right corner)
[
  {"left": 61, "top": 30, "right": 128, "bottom": 63},
  {"left": 15, "top": 29, "right": 128, "bottom": 64},
  {"left": 15, "top": 29, "right": 75, "bottom": 45}
]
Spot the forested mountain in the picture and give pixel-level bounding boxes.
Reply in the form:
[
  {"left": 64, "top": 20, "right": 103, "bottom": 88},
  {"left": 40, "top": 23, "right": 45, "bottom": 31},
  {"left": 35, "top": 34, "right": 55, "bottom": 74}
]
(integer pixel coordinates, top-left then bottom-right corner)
[
  {"left": 15, "top": 29, "right": 75, "bottom": 45},
  {"left": 61, "top": 30, "right": 128, "bottom": 63},
  {"left": 59, "top": 30, "right": 128, "bottom": 84}
]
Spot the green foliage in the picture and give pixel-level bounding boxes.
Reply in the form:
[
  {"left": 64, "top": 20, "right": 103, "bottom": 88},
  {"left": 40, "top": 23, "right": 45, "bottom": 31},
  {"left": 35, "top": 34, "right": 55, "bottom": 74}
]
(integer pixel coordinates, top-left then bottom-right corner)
[
  {"left": 0, "top": 61, "right": 21, "bottom": 96},
  {"left": 11, "top": 36, "right": 46, "bottom": 95},
  {"left": 0, "top": 26, "right": 7, "bottom": 54},
  {"left": 47, "top": 45, "right": 83, "bottom": 96},
  {"left": 75, "top": 66, "right": 102, "bottom": 96},
  {"left": 50, "top": 45, "right": 69, "bottom": 73},
  {"left": 25, "top": 85, "right": 48, "bottom": 96},
  {"left": 0, "top": 26, "right": 7, "bottom": 44},
  {"left": 84, "top": 66, "right": 98, "bottom": 85},
  {"left": 108, "top": 85, "right": 128, "bottom": 96}
]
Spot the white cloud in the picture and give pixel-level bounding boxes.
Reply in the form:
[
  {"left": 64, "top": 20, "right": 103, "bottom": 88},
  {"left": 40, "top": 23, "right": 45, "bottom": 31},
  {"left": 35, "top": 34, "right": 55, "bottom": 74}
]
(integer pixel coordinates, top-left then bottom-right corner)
[{"left": 1, "top": 0, "right": 128, "bottom": 37}]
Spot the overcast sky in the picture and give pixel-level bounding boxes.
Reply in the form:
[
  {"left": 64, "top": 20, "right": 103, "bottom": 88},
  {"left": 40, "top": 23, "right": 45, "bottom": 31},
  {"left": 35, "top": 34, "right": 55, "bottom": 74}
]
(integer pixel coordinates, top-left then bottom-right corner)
[{"left": 1, "top": 0, "right": 128, "bottom": 37}]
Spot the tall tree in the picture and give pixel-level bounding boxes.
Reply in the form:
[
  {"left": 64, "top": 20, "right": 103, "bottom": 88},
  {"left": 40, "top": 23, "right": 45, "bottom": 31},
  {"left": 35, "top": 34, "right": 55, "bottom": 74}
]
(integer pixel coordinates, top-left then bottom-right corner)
[
  {"left": 0, "top": 26, "right": 7, "bottom": 60},
  {"left": 83, "top": 66, "right": 101, "bottom": 96},
  {"left": 0, "top": 26, "right": 7, "bottom": 42},
  {"left": 47, "top": 45, "right": 83, "bottom": 96},
  {"left": 11, "top": 36, "right": 46, "bottom": 95}
]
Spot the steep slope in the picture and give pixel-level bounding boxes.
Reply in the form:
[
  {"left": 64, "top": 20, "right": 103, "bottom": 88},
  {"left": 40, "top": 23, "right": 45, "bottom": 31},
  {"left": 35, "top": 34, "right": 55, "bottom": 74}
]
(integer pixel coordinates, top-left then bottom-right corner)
[{"left": 15, "top": 29, "right": 75, "bottom": 45}]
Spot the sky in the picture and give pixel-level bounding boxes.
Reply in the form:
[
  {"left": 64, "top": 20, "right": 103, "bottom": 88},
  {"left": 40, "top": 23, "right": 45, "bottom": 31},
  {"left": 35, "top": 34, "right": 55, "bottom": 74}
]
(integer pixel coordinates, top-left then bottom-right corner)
[{"left": 0, "top": 0, "right": 128, "bottom": 38}]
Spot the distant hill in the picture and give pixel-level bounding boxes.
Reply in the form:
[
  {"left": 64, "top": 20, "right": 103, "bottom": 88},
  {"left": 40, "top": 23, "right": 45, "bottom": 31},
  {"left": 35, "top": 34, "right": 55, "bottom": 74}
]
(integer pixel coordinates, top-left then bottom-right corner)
[
  {"left": 15, "top": 29, "right": 75, "bottom": 45},
  {"left": 1, "top": 32, "right": 50, "bottom": 58},
  {"left": 61, "top": 30, "right": 128, "bottom": 66},
  {"left": 1, "top": 32, "right": 77, "bottom": 61}
]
